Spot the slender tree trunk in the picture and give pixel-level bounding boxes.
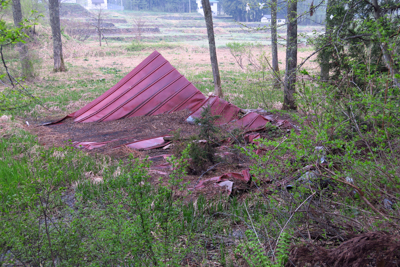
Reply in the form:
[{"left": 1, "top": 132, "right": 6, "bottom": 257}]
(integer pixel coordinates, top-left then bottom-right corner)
[
  {"left": 12, "top": 0, "right": 34, "bottom": 79},
  {"left": 283, "top": 0, "right": 297, "bottom": 110},
  {"left": 320, "top": 0, "right": 333, "bottom": 81},
  {"left": 201, "top": 0, "right": 223, "bottom": 98},
  {"left": 98, "top": 31, "right": 102, "bottom": 46},
  {"left": 97, "top": 10, "right": 102, "bottom": 46},
  {"left": 271, "top": 0, "right": 280, "bottom": 89},
  {"left": 49, "top": 0, "right": 66, "bottom": 72},
  {"left": 372, "top": 0, "right": 400, "bottom": 88}
]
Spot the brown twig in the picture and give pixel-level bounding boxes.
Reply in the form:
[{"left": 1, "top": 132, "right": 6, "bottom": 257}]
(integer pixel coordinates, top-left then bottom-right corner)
[
  {"left": 321, "top": 167, "right": 390, "bottom": 221},
  {"left": 273, "top": 192, "right": 316, "bottom": 259}
]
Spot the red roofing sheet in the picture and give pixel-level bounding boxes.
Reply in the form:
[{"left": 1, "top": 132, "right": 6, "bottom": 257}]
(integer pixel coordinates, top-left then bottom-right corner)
[
  {"left": 67, "top": 51, "right": 206, "bottom": 123},
  {"left": 73, "top": 141, "right": 109, "bottom": 150},
  {"left": 125, "top": 136, "right": 171, "bottom": 150},
  {"left": 189, "top": 169, "right": 251, "bottom": 195},
  {"left": 189, "top": 96, "right": 241, "bottom": 125},
  {"left": 188, "top": 96, "right": 273, "bottom": 131}
]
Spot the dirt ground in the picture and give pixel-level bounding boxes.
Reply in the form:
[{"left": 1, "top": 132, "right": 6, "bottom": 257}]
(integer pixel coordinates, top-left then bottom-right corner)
[
  {"left": 33, "top": 110, "right": 198, "bottom": 156},
  {"left": 30, "top": 104, "right": 298, "bottom": 204}
]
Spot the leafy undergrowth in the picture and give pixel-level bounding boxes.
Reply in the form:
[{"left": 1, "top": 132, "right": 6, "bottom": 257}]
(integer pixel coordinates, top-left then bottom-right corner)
[
  {"left": 2, "top": 73, "right": 400, "bottom": 266},
  {"left": 1, "top": 92, "right": 399, "bottom": 266},
  {"left": 1, "top": 40, "right": 400, "bottom": 267}
]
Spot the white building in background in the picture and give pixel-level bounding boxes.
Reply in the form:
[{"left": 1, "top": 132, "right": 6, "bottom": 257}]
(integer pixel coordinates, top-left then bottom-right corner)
[
  {"left": 261, "top": 15, "right": 285, "bottom": 25},
  {"left": 62, "top": 0, "right": 77, "bottom": 3},
  {"left": 196, "top": 0, "right": 219, "bottom": 16},
  {"left": 86, "top": 0, "right": 107, "bottom": 10}
]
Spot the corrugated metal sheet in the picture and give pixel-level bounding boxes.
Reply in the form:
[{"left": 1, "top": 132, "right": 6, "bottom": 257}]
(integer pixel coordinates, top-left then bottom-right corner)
[
  {"left": 50, "top": 51, "right": 273, "bottom": 134},
  {"left": 189, "top": 96, "right": 241, "bottom": 125},
  {"left": 125, "top": 136, "right": 171, "bottom": 150},
  {"left": 188, "top": 96, "right": 273, "bottom": 131},
  {"left": 46, "top": 51, "right": 281, "bottom": 153},
  {"left": 67, "top": 51, "right": 206, "bottom": 123}
]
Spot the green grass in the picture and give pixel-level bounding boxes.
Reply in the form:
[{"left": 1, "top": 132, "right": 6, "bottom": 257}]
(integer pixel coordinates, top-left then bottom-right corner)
[
  {"left": 186, "top": 69, "right": 284, "bottom": 109},
  {"left": 0, "top": 133, "right": 34, "bottom": 204},
  {"left": 0, "top": 128, "right": 109, "bottom": 211},
  {"left": 126, "top": 41, "right": 183, "bottom": 51}
]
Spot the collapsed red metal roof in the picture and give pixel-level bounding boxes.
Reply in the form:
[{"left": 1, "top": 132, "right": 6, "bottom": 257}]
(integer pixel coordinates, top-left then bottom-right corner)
[
  {"left": 67, "top": 50, "right": 206, "bottom": 123},
  {"left": 49, "top": 50, "right": 289, "bottom": 150},
  {"left": 188, "top": 96, "right": 273, "bottom": 131},
  {"left": 60, "top": 50, "right": 275, "bottom": 133}
]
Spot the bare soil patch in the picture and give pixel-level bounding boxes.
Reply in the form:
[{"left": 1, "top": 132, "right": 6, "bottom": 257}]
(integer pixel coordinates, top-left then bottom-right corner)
[
  {"left": 32, "top": 110, "right": 199, "bottom": 156},
  {"left": 30, "top": 110, "right": 260, "bottom": 201}
]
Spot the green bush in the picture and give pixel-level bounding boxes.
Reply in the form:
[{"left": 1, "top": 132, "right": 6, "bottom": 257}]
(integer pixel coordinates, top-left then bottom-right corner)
[
  {"left": 0, "top": 140, "right": 198, "bottom": 266},
  {"left": 188, "top": 105, "right": 221, "bottom": 174},
  {"left": 0, "top": 130, "right": 107, "bottom": 211}
]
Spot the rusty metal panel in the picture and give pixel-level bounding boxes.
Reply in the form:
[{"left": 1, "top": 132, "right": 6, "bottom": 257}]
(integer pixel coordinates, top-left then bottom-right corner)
[
  {"left": 245, "top": 114, "right": 273, "bottom": 131},
  {"left": 234, "top": 112, "right": 259, "bottom": 129},
  {"left": 234, "top": 112, "right": 272, "bottom": 131},
  {"left": 125, "top": 136, "right": 171, "bottom": 150},
  {"left": 73, "top": 141, "right": 108, "bottom": 150},
  {"left": 189, "top": 96, "right": 241, "bottom": 125},
  {"left": 68, "top": 51, "right": 206, "bottom": 123}
]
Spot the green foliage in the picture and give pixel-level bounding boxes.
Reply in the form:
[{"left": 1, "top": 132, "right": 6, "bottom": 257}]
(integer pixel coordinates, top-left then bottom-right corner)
[
  {"left": 187, "top": 105, "right": 220, "bottom": 173},
  {"left": 0, "top": 140, "right": 195, "bottom": 265},
  {"left": 0, "top": 87, "right": 33, "bottom": 110},
  {"left": 0, "top": 130, "right": 108, "bottom": 212},
  {"left": 224, "top": 42, "right": 284, "bottom": 109},
  {"left": 236, "top": 230, "right": 290, "bottom": 266},
  {"left": 240, "top": 45, "right": 400, "bottom": 243},
  {"left": 0, "top": 19, "right": 30, "bottom": 47},
  {"left": 0, "top": 0, "right": 34, "bottom": 46},
  {"left": 314, "top": 0, "right": 400, "bottom": 82},
  {"left": 220, "top": 0, "right": 266, "bottom": 22}
]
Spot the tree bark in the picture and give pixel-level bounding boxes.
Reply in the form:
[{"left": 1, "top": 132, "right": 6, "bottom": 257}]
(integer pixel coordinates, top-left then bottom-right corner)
[
  {"left": 271, "top": 0, "right": 280, "bottom": 89},
  {"left": 49, "top": 0, "right": 66, "bottom": 72},
  {"left": 201, "top": 0, "right": 223, "bottom": 98},
  {"left": 97, "top": 9, "right": 102, "bottom": 47},
  {"left": 283, "top": 0, "right": 297, "bottom": 110},
  {"left": 11, "top": 0, "right": 34, "bottom": 79},
  {"left": 320, "top": 0, "right": 333, "bottom": 81},
  {"left": 371, "top": 0, "right": 400, "bottom": 88}
]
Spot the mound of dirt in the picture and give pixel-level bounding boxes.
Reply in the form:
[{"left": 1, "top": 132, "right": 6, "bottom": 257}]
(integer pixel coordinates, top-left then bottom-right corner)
[{"left": 287, "top": 231, "right": 400, "bottom": 267}]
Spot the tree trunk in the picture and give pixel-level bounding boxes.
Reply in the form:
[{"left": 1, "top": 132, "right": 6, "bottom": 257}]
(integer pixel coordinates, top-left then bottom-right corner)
[
  {"left": 320, "top": 0, "right": 333, "bottom": 81},
  {"left": 11, "top": 0, "right": 34, "bottom": 79},
  {"left": 271, "top": 0, "right": 280, "bottom": 89},
  {"left": 372, "top": 0, "right": 400, "bottom": 88},
  {"left": 98, "top": 31, "right": 102, "bottom": 47},
  {"left": 49, "top": 0, "right": 66, "bottom": 72},
  {"left": 97, "top": 10, "right": 102, "bottom": 46},
  {"left": 201, "top": 0, "right": 223, "bottom": 98},
  {"left": 283, "top": 0, "right": 297, "bottom": 110}
]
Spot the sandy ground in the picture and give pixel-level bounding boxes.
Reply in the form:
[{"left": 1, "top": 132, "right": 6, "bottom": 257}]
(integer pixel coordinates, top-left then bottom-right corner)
[{"left": 62, "top": 44, "right": 319, "bottom": 76}]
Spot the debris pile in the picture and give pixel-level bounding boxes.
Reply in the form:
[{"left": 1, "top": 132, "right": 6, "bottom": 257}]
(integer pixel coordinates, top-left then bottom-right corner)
[{"left": 42, "top": 50, "right": 295, "bottom": 198}]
